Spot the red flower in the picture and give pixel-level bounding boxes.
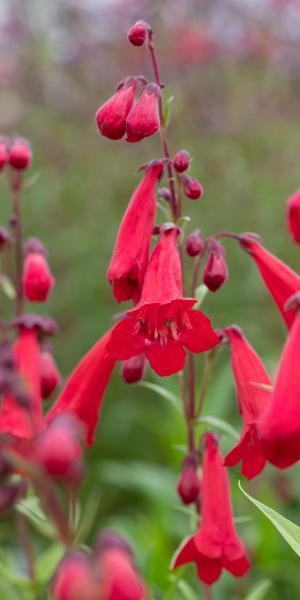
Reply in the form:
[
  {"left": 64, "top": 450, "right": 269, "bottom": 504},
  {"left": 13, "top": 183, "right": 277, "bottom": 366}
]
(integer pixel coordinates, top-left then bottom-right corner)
[
  {"left": 223, "top": 326, "right": 271, "bottom": 479},
  {"left": 202, "top": 240, "right": 228, "bottom": 292},
  {"left": 96, "top": 77, "right": 139, "bottom": 140},
  {"left": 126, "top": 83, "right": 160, "bottom": 143},
  {"left": 23, "top": 239, "right": 55, "bottom": 302},
  {"left": 47, "top": 330, "right": 115, "bottom": 446},
  {"left": 51, "top": 551, "right": 98, "bottom": 600},
  {"left": 40, "top": 348, "right": 61, "bottom": 399},
  {"left": 287, "top": 189, "right": 300, "bottom": 244},
  {"left": 172, "top": 433, "right": 250, "bottom": 585},
  {"left": 107, "top": 226, "right": 219, "bottom": 377},
  {"left": 239, "top": 235, "right": 300, "bottom": 328},
  {"left": 107, "top": 161, "right": 163, "bottom": 303},
  {"left": 0, "top": 326, "right": 43, "bottom": 439},
  {"left": 259, "top": 302, "right": 300, "bottom": 469}
]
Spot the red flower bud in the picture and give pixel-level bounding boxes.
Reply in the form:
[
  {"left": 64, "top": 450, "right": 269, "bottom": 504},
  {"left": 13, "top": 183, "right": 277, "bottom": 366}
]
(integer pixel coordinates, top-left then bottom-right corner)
[
  {"left": 173, "top": 150, "right": 190, "bottom": 173},
  {"left": 0, "top": 138, "right": 9, "bottom": 172},
  {"left": 185, "top": 229, "right": 203, "bottom": 257},
  {"left": 22, "top": 242, "right": 55, "bottom": 302},
  {"left": 177, "top": 453, "right": 200, "bottom": 505},
  {"left": 51, "top": 551, "right": 97, "bottom": 600},
  {"left": 40, "top": 349, "right": 61, "bottom": 399},
  {"left": 0, "top": 227, "right": 10, "bottom": 250},
  {"left": 158, "top": 187, "right": 172, "bottom": 202},
  {"left": 96, "top": 77, "right": 138, "bottom": 140},
  {"left": 126, "top": 83, "right": 160, "bottom": 143},
  {"left": 182, "top": 174, "right": 203, "bottom": 200},
  {"left": 202, "top": 240, "right": 228, "bottom": 292},
  {"left": 9, "top": 138, "right": 32, "bottom": 171},
  {"left": 128, "top": 20, "right": 150, "bottom": 46},
  {"left": 0, "top": 482, "right": 25, "bottom": 515},
  {"left": 121, "top": 353, "right": 146, "bottom": 384},
  {"left": 287, "top": 189, "right": 300, "bottom": 244},
  {"left": 34, "top": 414, "right": 83, "bottom": 484}
]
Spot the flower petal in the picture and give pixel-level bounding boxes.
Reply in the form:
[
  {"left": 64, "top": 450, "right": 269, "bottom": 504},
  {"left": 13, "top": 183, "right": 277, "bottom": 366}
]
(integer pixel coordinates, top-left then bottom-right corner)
[
  {"left": 197, "top": 556, "right": 222, "bottom": 585},
  {"left": 180, "top": 310, "right": 219, "bottom": 353},
  {"left": 223, "top": 555, "right": 250, "bottom": 578},
  {"left": 146, "top": 340, "right": 186, "bottom": 376},
  {"left": 106, "top": 318, "right": 144, "bottom": 360}
]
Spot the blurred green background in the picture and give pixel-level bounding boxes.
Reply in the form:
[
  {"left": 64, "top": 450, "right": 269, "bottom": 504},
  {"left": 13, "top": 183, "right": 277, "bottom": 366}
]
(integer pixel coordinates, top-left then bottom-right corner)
[{"left": 1, "top": 0, "right": 300, "bottom": 598}]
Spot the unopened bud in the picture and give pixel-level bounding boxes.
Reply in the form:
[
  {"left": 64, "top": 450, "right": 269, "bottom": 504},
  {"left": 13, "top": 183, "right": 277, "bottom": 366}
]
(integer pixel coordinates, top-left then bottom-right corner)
[
  {"left": 0, "top": 138, "right": 9, "bottom": 172},
  {"left": 9, "top": 138, "right": 32, "bottom": 171},
  {"left": 185, "top": 229, "right": 203, "bottom": 257},
  {"left": 40, "top": 349, "right": 61, "bottom": 399},
  {"left": 287, "top": 189, "right": 300, "bottom": 244},
  {"left": 22, "top": 247, "right": 55, "bottom": 303},
  {"left": 121, "top": 353, "right": 146, "bottom": 384},
  {"left": 177, "top": 453, "right": 200, "bottom": 505},
  {"left": 202, "top": 240, "right": 228, "bottom": 292},
  {"left": 158, "top": 187, "right": 171, "bottom": 202},
  {"left": 51, "top": 551, "right": 97, "bottom": 600},
  {"left": 128, "top": 20, "right": 150, "bottom": 46},
  {"left": 173, "top": 150, "right": 190, "bottom": 173},
  {"left": 182, "top": 174, "right": 203, "bottom": 200},
  {"left": 0, "top": 227, "right": 11, "bottom": 249}
]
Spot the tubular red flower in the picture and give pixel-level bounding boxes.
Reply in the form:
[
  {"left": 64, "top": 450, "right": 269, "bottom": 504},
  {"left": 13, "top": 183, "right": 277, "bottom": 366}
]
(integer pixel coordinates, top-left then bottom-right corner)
[
  {"left": 126, "top": 83, "right": 160, "bottom": 143},
  {"left": 287, "top": 189, "right": 300, "bottom": 244},
  {"left": 223, "top": 326, "right": 271, "bottom": 479},
  {"left": 23, "top": 252, "right": 55, "bottom": 302},
  {"left": 172, "top": 433, "right": 250, "bottom": 586},
  {"left": 107, "top": 161, "right": 163, "bottom": 303},
  {"left": 0, "top": 327, "right": 43, "bottom": 439},
  {"left": 46, "top": 330, "right": 115, "bottom": 446},
  {"left": 259, "top": 308, "right": 300, "bottom": 469},
  {"left": 107, "top": 227, "right": 219, "bottom": 377},
  {"left": 96, "top": 77, "right": 139, "bottom": 140},
  {"left": 51, "top": 551, "right": 98, "bottom": 600},
  {"left": 239, "top": 236, "right": 300, "bottom": 328}
]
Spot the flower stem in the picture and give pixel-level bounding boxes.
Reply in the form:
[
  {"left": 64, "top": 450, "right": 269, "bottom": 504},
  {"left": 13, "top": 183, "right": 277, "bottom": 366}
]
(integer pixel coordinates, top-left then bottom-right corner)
[
  {"left": 17, "top": 512, "right": 36, "bottom": 585},
  {"left": 196, "top": 348, "right": 217, "bottom": 420},
  {"left": 9, "top": 169, "right": 24, "bottom": 316}
]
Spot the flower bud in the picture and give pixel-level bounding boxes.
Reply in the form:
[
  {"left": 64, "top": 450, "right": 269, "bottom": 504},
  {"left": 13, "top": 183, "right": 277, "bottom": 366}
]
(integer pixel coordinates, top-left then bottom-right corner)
[
  {"left": 40, "top": 349, "right": 61, "bottom": 399},
  {"left": 9, "top": 138, "right": 32, "bottom": 171},
  {"left": 128, "top": 20, "right": 150, "bottom": 46},
  {"left": 33, "top": 414, "right": 83, "bottom": 484},
  {"left": 173, "top": 150, "right": 190, "bottom": 173},
  {"left": 182, "top": 174, "right": 203, "bottom": 200},
  {"left": 51, "top": 551, "right": 97, "bottom": 600},
  {"left": 158, "top": 187, "right": 172, "bottom": 202},
  {"left": 0, "top": 138, "right": 8, "bottom": 172},
  {"left": 126, "top": 83, "right": 160, "bottom": 143},
  {"left": 22, "top": 239, "right": 55, "bottom": 302},
  {"left": 177, "top": 453, "right": 200, "bottom": 505},
  {"left": 202, "top": 240, "right": 228, "bottom": 292},
  {"left": 185, "top": 229, "right": 203, "bottom": 257},
  {"left": 287, "top": 189, "right": 300, "bottom": 244},
  {"left": 121, "top": 353, "right": 146, "bottom": 384},
  {"left": 0, "top": 227, "right": 11, "bottom": 250},
  {"left": 96, "top": 76, "right": 138, "bottom": 140},
  {"left": 0, "top": 482, "right": 25, "bottom": 515}
]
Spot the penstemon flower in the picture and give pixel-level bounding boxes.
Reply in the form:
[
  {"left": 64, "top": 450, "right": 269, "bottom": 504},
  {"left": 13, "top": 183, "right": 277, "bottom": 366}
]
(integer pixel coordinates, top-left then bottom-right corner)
[
  {"left": 96, "top": 76, "right": 139, "bottom": 141},
  {"left": 125, "top": 83, "right": 161, "bottom": 143}
]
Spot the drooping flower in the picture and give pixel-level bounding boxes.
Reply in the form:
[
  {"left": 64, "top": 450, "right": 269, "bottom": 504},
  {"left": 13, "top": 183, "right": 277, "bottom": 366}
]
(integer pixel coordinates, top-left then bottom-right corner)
[
  {"left": 185, "top": 229, "right": 203, "bottom": 257},
  {"left": 177, "top": 452, "right": 200, "bottom": 505},
  {"left": 223, "top": 326, "right": 271, "bottom": 479},
  {"left": 172, "top": 433, "right": 250, "bottom": 585},
  {"left": 202, "top": 239, "right": 228, "bottom": 292},
  {"left": 239, "top": 234, "right": 300, "bottom": 328},
  {"left": 22, "top": 238, "right": 55, "bottom": 302},
  {"left": 51, "top": 550, "right": 98, "bottom": 600},
  {"left": 47, "top": 330, "right": 115, "bottom": 446},
  {"left": 259, "top": 298, "right": 300, "bottom": 469},
  {"left": 287, "top": 189, "right": 300, "bottom": 244},
  {"left": 96, "top": 77, "right": 139, "bottom": 140},
  {"left": 107, "top": 225, "right": 219, "bottom": 377},
  {"left": 107, "top": 161, "right": 163, "bottom": 303},
  {"left": 126, "top": 83, "right": 160, "bottom": 143},
  {"left": 95, "top": 531, "right": 147, "bottom": 600}
]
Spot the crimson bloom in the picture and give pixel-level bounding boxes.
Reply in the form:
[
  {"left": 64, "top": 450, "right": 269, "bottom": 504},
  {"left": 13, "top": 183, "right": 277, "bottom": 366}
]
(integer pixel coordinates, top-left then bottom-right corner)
[
  {"left": 51, "top": 551, "right": 98, "bottom": 600},
  {"left": 96, "top": 77, "right": 139, "bottom": 140},
  {"left": 223, "top": 326, "right": 271, "bottom": 479},
  {"left": 239, "top": 234, "right": 300, "bottom": 328},
  {"left": 107, "top": 226, "right": 219, "bottom": 377},
  {"left": 23, "top": 239, "right": 55, "bottom": 302},
  {"left": 126, "top": 83, "right": 160, "bottom": 143},
  {"left": 107, "top": 161, "right": 163, "bottom": 303},
  {"left": 259, "top": 299, "right": 300, "bottom": 469},
  {"left": 287, "top": 189, "right": 300, "bottom": 244},
  {"left": 172, "top": 433, "right": 250, "bottom": 585},
  {"left": 47, "top": 330, "right": 115, "bottom": 446}
]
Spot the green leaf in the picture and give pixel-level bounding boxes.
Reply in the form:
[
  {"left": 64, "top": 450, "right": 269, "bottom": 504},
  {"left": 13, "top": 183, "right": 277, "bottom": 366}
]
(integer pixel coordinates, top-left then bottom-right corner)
[
  {"left": 138, "top": 381, "right": 182, "bottom": 413},
  {"left": 245, "top": 579, "right": 272, "bottom": 600},
  {"left": 36, "top": 544, "right": 64, "bottom": 582},
  {"left": 194, "top": 284, "right": 208, "bottom": 308},
  {"left": 163, "top": 95, "right": 174, "bottom": 127},
  {"left": 176, "top": 580, "right": 199, "bottom": 600},
  {"left": 177, "top": 216, "right": 191, "bottom": 228},
  {"left": 239, "top": 481, "right": 300, "bottom": 556},
  {"left": 195, "top": 415, "right": 240, "bottom": 440},
  {"left": 0, "top": 275, "right": 16, "bottom": 300},
  {"left": 16, "top": 495, "right": 56, "bottom": 539},
  {"left": 156, "top": 199, "right": 172, "bottom": 220}
]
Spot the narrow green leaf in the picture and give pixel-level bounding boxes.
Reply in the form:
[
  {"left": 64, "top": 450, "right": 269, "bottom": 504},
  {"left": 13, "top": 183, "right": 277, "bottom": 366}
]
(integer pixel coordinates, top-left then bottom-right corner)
[
  {"left": 195, "top": 415, "right": 240, "bottom": 440},
  {"left": 176, "top": 580, "right": 199, "bottom": 600},
  {"left": 156, "top": 199, "right": 172, "bottom": 220},
  {"left": 194, "top": 284, "right": 208, "bottom": 308},
  {"left": 138, "top": 381, "right": 182, "bottom": 412},
  {"left": 16, "top": 496, "right": 56, "bottom": 539},
  {"left": 177, "top": 216, "right": 191, "bottom": 228},
  {"left": 36, "top": 544, "right": 64, "bottom": 582},
  {"left": 0, "top": 275, "right": 16, "bottom": 300},
  {"left": 239, "top": 481, "right": 300, "bottom": 556},
  {"left": 163, "top": 95, "right": 174, "bottom": 127},
  {"left": 245, "top": 579, "right": 272, "bottom": 600}
]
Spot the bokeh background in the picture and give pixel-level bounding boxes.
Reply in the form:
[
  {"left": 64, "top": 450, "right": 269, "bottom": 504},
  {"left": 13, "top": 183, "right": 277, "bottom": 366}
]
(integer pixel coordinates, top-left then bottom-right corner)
[{"left": 1, "top": 0, "right": 300, "bottom": 598}]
